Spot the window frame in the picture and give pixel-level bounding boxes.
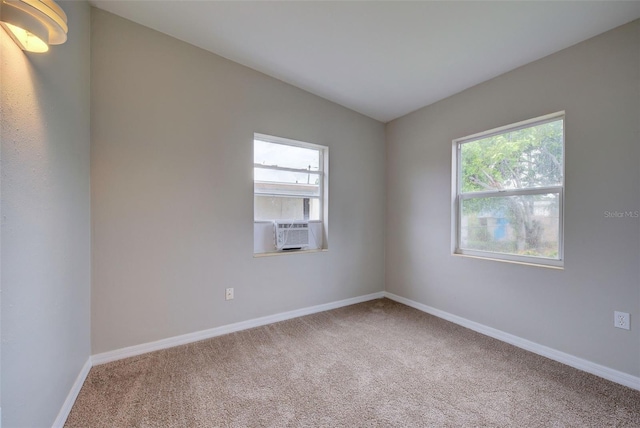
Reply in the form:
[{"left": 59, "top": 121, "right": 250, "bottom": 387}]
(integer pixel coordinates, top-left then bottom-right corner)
[
  {"left": 253, "top": 133, "right": 329, "bottom": 255},
  {"left": 253, "top": 133, "right": 326, "bottom": 223},
  {"left": 451, "top": 112, "right": 565, "bottom": 268}
]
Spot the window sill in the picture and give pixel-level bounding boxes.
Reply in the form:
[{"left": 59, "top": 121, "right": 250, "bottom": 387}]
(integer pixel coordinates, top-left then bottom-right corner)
[
  {"left": 254, "top": 249, "right": 328, "bottom": 258},
  {"left": 452, "top": 253, "right": 564, "bottom": 270}
]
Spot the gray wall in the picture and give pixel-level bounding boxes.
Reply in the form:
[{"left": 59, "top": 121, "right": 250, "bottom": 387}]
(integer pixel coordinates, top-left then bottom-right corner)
[
  {"left": 91, "top": 10, "right": 386, "bottom": 354},
  {"left": 386, "top": 20, "right": 639, "bottom": 376},
  {"left": 0, "top": 1, "right": 92, "bottom": 426}
]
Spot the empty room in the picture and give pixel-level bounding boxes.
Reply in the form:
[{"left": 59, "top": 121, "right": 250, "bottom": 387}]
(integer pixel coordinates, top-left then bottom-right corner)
[{"left": 1, "top": 0, "right": 639, "bottom": 426}]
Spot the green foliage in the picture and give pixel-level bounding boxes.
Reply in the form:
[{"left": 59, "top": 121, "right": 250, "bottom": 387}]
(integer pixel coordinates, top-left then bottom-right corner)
[{"left": 460, "top": 120, "right": 563, "bottom": 193}]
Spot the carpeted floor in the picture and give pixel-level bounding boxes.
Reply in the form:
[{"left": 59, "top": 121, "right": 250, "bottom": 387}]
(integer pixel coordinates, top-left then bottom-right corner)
[{"left": 66, "top": 299, "right": 640, "bottom": 427}]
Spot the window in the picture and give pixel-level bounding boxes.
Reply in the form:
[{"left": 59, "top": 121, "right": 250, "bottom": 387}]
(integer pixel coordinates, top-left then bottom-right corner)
[
  {"left": 452, "top": 112, "right": 564, "bottom": 267},
  {"left": 253, "top": 133, "right": 328, "bottom": 254}
]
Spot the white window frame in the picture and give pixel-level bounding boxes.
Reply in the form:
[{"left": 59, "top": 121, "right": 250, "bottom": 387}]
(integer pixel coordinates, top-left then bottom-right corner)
[
  {"left": 253, "top": 133, "right": 329, "bottom": 255},
  {"left": 451, "top": 112, "right": 565, "bottom": 268}
]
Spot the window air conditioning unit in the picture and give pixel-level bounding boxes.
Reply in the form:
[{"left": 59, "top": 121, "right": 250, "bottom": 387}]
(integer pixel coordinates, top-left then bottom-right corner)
[{"left": 274, "top": 221, "right": 309, "bottom": 250}]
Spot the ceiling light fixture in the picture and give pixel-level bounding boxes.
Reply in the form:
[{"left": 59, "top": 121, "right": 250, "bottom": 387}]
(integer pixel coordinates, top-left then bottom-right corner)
[{"left": 0, "top": 0, "right": 67, "bottom": 53}]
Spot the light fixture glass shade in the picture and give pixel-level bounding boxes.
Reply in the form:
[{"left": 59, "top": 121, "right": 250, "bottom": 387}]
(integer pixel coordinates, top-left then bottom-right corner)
[
  {"left": 2, "top": 21, "right": 48, "bottom": 51},
  {"left": 0, "top": 0, "right": 67, "bottom": 53}
]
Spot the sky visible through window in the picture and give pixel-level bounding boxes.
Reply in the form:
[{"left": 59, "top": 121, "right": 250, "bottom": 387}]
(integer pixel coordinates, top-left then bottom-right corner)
[{"left": 254, "top": 139, "right": 320, "bottom": 184}]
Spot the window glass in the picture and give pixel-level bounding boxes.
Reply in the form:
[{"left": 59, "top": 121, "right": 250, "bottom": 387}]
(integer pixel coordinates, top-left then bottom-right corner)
[
  {"left": 460, "top": 193, "right": 560, "bottom": 259},
  {"left": 460, "top": 120, "right": 563, "bottom": 192},
  {"left": 254, "top": 139, "right": 320, "bottom": 171},
  {"left": 254, "top": 196, "right": 321, "bottom": 221},
  {"left": 253, "top": 134, "right": 326, "bottom": 226}
]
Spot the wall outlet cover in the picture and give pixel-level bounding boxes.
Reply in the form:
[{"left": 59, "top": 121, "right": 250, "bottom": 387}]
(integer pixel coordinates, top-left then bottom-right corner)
[{"left": 614, "top": 311, "right": 630, "bottom": 330}]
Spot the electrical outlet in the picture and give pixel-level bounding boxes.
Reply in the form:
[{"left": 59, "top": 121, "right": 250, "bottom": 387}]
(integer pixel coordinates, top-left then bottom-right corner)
[
  {"left": 225, "top": 288, "right": 234, "bottom": 301},
  {"left": 614, "top": 311, "right": 630, "bottom": 330}
]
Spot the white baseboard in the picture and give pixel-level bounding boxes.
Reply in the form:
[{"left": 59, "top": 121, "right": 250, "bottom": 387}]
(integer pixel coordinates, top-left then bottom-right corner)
[
  {"left": 92, "top": 291, "right": 385, "bottom": 365},
  {"left": 52, "top": 357, "right": 92, "bottom": 428},
  {"left": 384, "top": 292, "right": 640, "bottom": 391}
]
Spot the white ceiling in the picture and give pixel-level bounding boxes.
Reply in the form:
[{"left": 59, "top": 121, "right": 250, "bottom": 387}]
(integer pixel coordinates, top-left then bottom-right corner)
[{"left": 89, "top": 1, "right": 640, "bottom": 123}]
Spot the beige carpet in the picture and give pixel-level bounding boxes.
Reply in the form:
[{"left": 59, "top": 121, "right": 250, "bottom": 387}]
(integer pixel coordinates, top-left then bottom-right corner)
[{"left": 66, "top": 299, "right": 640, "bottom": 427}]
